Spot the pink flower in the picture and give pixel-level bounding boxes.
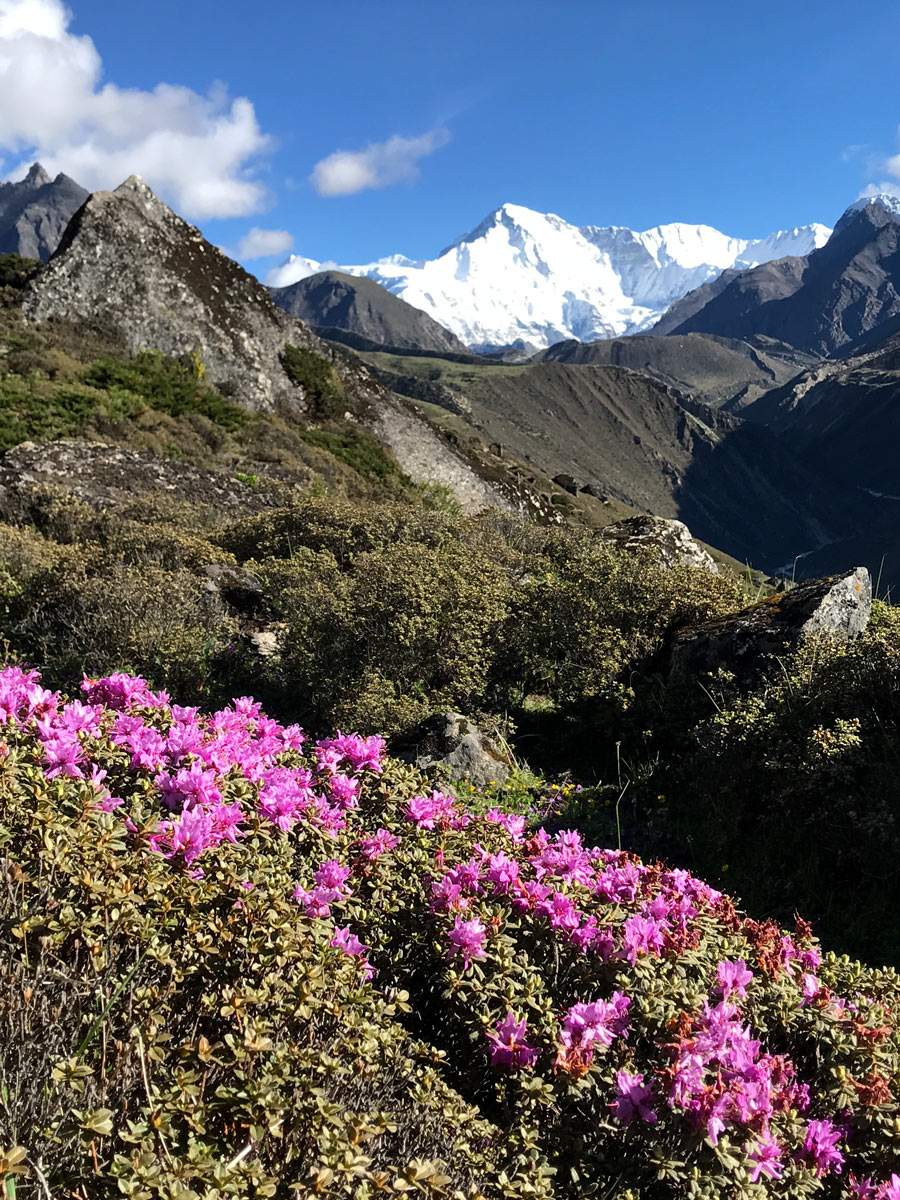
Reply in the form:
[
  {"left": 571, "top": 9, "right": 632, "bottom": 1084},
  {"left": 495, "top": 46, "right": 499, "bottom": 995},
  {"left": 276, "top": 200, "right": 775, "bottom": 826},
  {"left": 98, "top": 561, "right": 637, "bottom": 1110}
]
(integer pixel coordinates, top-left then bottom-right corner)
[
  {"left": 331, "top": 926, "right": 374, "bottom": 979},
  {"left": 293, "top": 884, "right": 342, "bottom": 918},
  {"left": 621, "top": 913, "right": 666, "bottom": 964},
  {"left": 609, "top": 1070, "right": 657, "bottom": 1125},
  {"left": 484, "top": 808, "right": 525, "bottom": 841},
  {"left": 560, "top": 995, "right": 630, "bottom": 1055},
  {"left": 800, "top": 1119, "right": 844, "bottom": 1177},
  {"left": 746, "top": 1133, "right": 784, "bottom": 1183},
  {"left": 327, "top": 772, "right": 360, "bottom": 809},
  {"left": 486, "top": 852, "right": 520, "bottom": 893},
  {"left": 486, "top": 1013, "right": 538, "bottom": 1069},
  {"left": 846, "top": 1175, "right": 877, "bottom": 1199},
  {"left": 447, "top": 916, "right": 487, "bottom": 968},
  {"left": 167, "top": 808, "right": 216, "bottom": 866},
  {"left": 406, "top": 791, "right": 468, "bottom": 830},
  {"left": 316, "top": 732, "right": 384, "bottom": 774},
  {"left": 357, "top": 828, "right": 398, "bottom": 859},
  {"left": 41, "top": 732, "right": 85, "bottom": 779},
  {"left": 314, "top": 860, "right": 352, "bottom": 893},
  {"left": 717, "top": 959, "right": 753, "bottom": 1001}
]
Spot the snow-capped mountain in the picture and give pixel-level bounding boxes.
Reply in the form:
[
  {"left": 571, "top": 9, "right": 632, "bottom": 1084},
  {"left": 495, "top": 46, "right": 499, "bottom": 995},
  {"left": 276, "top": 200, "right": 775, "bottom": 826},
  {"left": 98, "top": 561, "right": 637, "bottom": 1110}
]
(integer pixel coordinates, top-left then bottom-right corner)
[{"left": 267, "top": 203, "right": 832, "bottom": 353}]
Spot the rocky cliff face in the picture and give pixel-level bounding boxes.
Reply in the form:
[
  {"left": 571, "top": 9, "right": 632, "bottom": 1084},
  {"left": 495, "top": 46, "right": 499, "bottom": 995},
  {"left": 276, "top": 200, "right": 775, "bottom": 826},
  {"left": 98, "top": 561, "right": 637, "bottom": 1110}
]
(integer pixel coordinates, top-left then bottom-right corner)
[
  {"left": 0, "top": 163, "right": 88, "bottom": 261},
  {"left": 23, "top": 175, "right": 322, "bottom": 414}
]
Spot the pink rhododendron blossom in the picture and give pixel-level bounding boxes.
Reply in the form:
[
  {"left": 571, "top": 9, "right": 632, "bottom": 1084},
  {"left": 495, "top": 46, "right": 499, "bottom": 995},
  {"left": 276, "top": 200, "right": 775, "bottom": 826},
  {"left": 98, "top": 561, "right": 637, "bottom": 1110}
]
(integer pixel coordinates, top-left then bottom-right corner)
[
  {"left": 447, "top": 917, "right": 487, "bottom": 968},
  {"left": 486, "top": 1013, "right": 538, "bottom": 1069},
  {"left": 40, "top": 732, "right": 85, "bottom": 778},
  {"left": 801, "top": 1119, "right": 844, "bottom": 1176},
  {"left": 717, "top": 959, "right": 753, "bottom": 1000},
  {"left": 610, "top": 1070, "right": 657, "bottom": 1125},
  {"left": 327, "top": 772, "right": 360, "bottom": 808},
  {"left": 357, "top": 829, "right": 398, "bottom": 859},
  {"left": 621, "top": 913, "right": 666, "bottom": 964},
  {"left": 316, "top": 732, "right": 384, "bottom": 774},
  {"left": 484, "top": 808, "right": 526, "bottom": 841},
  {"left": 747, "top": 1133, "right": 784, "bottom": 1183},
  {"left": 560, "top": 995, "right": 630, "bottom": 1057},
  {"left": 406, "top": 790, "right": 468, "bottom": 830},
  {"left": 486, "top": 852, "right": 520, "bottom": 893},
  {"left": 331, "top": 926, "right": 374, "bottom": 978}
]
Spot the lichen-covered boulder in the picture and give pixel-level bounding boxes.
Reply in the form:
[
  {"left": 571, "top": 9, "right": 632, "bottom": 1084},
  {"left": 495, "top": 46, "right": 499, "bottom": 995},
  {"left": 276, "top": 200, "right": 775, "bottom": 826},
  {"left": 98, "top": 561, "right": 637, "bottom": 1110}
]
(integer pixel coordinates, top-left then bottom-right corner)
[
  {"left": 393, "top": 711, "right": 511, "bottom": 788},
  {"left": 598, "top": 515, "right": 719, "bottom": 573},
  {"left": 670, "top": 566, "right": 872, "bottom": 679},
  {"left": 0, "top": 439, "right": 286, "bottom": 521}
]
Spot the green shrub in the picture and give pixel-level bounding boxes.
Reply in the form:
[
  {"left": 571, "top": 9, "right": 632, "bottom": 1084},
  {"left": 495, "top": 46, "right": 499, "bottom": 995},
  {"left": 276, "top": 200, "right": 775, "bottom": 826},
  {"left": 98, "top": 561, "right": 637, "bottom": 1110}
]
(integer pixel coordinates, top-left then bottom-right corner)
[
  {"left": 295, "top": 424, "right": 412, "bottom": 491},
  {"left": 0, "top": 252, "right": 41, "bottom": 290},
  {"left": 2, "top": 669, "right": 900, "bottom": 1197},
  {"left": 6, "top": 560, "right": 227, "bottom": 695},
  {"left": 282, "top": 343, "right": 346, "bottom": 417},
  {"left": 581, "top": 598, "right": 900, "bottom": 965},
  {"left": 83, "top": 351, "right": 252, "bottom": 432}
]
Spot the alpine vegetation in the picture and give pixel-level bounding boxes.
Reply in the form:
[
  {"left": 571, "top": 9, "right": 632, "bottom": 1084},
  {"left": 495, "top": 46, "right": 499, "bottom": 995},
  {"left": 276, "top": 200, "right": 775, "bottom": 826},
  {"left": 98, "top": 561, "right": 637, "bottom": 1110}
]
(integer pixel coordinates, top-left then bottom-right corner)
[{"left": 2, "top": 666, "right": 900, "bottom": 1198}]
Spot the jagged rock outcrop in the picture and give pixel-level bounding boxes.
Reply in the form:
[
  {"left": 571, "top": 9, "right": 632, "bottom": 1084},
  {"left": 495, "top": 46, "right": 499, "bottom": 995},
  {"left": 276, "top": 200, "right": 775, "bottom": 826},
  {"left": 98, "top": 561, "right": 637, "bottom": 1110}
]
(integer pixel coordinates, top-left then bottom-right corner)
[
  {"left": 670, "top": 567, "right": 872, "bottom": 679},
  {"left": 23, "top": 175, "right": 323, "bottom": 413},
  {"left": 0, "top": 163, "right": 88, "bottom": 261},
  {"left": 599, "top": 516, "right": 719, "bottom": 573},
  {"left": 393, "top": 712, "right": 511, "bottom": 788}
]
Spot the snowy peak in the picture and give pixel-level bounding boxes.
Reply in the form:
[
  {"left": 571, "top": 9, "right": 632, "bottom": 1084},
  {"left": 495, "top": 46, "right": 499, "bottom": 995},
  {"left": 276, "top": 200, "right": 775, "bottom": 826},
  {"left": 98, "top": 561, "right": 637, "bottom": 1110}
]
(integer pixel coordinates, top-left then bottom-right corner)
[
  {"left": 832, "top": 193, "right": 900, "bottom": 237},
  {"left": 267, "top": 203, "right": 834, "bottom": 352}
]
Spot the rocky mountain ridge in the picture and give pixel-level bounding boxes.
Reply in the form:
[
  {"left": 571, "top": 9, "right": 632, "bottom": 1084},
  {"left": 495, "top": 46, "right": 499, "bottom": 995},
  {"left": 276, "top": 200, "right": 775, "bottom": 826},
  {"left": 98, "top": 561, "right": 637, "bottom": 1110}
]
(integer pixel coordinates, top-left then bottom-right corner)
[
  {"left": 17, "top": 173, "right": 604, "bottom": 523},
  {"left": 268, "top": 202, "right": 830, "bottom": 352},
  {"left": 0, "top": 162, "right": 88, "bottom": 261},
  {"left": 654, "top": 199, "right": 900, "bottom": 356},
  {"left": 269, "top": 269, "right": 470, "bottom": 356}
]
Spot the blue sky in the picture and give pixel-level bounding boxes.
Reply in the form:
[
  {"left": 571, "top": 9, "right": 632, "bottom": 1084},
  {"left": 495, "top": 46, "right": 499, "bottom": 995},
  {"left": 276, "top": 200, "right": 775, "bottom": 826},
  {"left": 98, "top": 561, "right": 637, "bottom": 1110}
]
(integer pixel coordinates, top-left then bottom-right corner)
[{"left": 2, "top": 0, "right": 900, "bottom": 269}]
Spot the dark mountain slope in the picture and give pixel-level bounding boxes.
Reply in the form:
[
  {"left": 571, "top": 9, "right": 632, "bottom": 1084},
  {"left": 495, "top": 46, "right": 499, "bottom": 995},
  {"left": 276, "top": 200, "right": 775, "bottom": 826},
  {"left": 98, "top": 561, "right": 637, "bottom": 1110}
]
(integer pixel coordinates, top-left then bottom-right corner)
[
  {"left": 0, "top": 162, "right": 88, "bottom": 260},
  {"left": 535, "top": 331, "right": 813, "bottom": 408},
  {"left": 270, "top": 270, "right": 470, "bottom": 355},
  {"left": 654, "top": 201, "right": 900, "bottom": 356},
  {"left": 356, "top": 349, "right": 870, "bottom": 570}
]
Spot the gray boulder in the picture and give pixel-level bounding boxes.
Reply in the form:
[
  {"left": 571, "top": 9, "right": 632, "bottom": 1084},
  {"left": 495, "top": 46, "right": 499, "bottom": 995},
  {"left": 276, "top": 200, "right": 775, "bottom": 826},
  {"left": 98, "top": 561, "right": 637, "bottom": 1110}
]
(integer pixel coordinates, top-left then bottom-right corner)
[
  {"left": 599, "top": 515, "right": 719, "bottom": 574},
  {"left": 200, "top": 563, "right": 267, "bottom": 615},
  {"left": 395, "top": 712, "right": 511, "bottom": 788},
  {"left": 552, "top": 472, "right": 580, "bottom": 495},
  {"left": 0, "top": 440, "right": 287, "bottom": 521},
  {"left": 670, "top": 566, "right": 872, "bottom": 679}
]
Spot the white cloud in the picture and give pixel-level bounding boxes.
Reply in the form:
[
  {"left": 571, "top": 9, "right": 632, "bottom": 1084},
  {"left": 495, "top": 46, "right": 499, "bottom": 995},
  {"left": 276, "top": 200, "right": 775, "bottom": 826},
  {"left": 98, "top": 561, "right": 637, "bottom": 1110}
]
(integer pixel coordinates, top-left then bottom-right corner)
[
  {"left": 311, "top": 128, "right": 450, "bottom": 197},
  {"left": 856, "top": 128, "right": 900, "bottom": 200},
  {"left": 859, "top": 181, "right": 900, "bottom": 200},
  {"left": 265, "top": 255, "right": 346, "bottom": 288},
  {"left": 235, "top": 227, "right": 294, "bottom": 259},
  {"left": 0, "top": 0, "right": 272, "bottom": 218}
]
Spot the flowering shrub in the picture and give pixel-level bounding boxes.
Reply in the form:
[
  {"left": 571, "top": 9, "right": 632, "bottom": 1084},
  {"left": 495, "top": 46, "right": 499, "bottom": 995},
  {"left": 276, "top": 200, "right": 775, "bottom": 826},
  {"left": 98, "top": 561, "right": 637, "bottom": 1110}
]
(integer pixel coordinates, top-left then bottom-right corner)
[{"left": 1, "top": 666, "right": 900, "bottom": 1198}]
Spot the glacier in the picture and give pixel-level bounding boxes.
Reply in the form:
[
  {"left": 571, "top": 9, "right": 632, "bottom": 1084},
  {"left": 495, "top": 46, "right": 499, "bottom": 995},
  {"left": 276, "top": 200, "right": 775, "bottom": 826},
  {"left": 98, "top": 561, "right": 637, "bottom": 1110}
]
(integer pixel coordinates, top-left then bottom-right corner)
[{"left": 266, "top": 201, "right": 832, "bottom": 353}]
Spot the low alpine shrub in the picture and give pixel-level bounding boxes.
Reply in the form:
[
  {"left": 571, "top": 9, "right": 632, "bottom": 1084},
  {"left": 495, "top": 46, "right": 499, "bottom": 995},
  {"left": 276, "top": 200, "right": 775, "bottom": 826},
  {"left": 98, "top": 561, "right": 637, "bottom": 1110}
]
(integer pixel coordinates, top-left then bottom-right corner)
[{"left": 1, "top": 667, "right": 899, "bottom": 1198}]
